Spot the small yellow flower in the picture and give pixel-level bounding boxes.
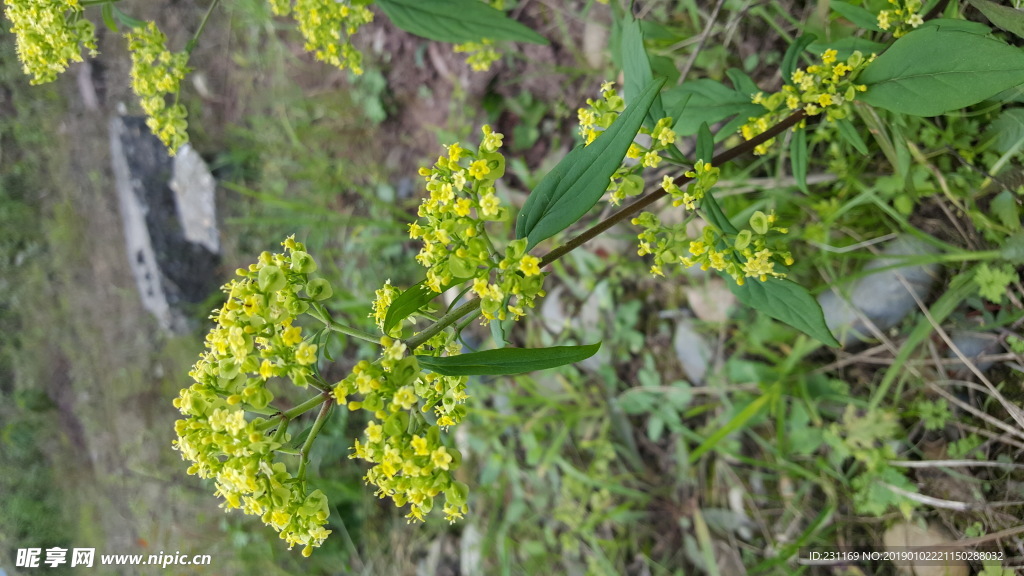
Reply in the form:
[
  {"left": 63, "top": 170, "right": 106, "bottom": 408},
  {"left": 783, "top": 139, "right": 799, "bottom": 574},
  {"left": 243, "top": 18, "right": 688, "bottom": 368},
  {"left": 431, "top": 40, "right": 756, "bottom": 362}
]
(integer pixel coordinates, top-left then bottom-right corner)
[
  {"left": 519, "top": 255, "right": 542, "bottom": 277},
  {"left": 468, "top": 159, "right": 491, "bottom": 180}
]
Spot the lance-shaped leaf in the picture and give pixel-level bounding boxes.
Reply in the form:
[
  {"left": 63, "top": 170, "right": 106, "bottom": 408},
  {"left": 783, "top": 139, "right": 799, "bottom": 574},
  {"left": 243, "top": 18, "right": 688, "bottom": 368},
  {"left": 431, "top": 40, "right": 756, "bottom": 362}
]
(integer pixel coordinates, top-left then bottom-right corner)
[
  {"left": 383, "top": 280, "right": 436, "bottom": 335},
  {"left": 376, "top": 0, "right": 548, "bottom": 45},
  {"left": 516, "top": 78, "right": 666, "bottom": 249},
  {"left": 700, "top": 190, "right": 739, "bottom": 235},
  {"left": 662, "top": 79, "right": 765, "bottom": 136},
  {"left": 727, "top": 277, "right": 840, "bottom": 347},
  {"left": 383, "top": 277, "right": 472, "bottom": 334},
  {"left": 790, "top": 126, "right": 808, "bottom": 193},
  {"left": 416, "top": 342, "right": 602, "bottom": 376},
  {"left": 781, "top": 34, "right": 817, "bottom": 85},
  {"left": 858, "top": 26, "right": 1024, "bottom": 117},
  {"left": 830, "top": 1, "right": 882, "bottom": 32},
  {"left": 967, "top": 0, "right": 1024, "bottom": 39},
  {"left": 621, "top": 15, "right": 665, "bottom": 127}
]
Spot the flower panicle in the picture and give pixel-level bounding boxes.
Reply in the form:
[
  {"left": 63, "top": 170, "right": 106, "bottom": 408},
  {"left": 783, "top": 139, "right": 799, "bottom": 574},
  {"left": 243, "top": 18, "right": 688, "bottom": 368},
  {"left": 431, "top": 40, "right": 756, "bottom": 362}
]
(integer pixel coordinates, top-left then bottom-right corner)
[
  {"left": 4, "top": 0, "right": 98, "bottom": 85},
  {"left": 174, "top": 236, "right": 336, "bottom": 555},
  {"left": 126, "top": 22, "right": 191, "bottom": 153},
  {"left": 740, "top": 49, "right": 874, "bottom": 155}
]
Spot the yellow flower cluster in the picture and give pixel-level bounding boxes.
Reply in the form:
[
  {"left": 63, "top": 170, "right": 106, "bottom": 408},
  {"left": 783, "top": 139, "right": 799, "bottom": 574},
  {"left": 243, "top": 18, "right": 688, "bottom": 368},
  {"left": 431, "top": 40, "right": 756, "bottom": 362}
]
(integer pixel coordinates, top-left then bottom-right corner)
[
  {"left": 410, "top": 125, "right": 545, "bottom": 323},
  {"left": 667, "top": 160, "right": 719, "bottom": 210},
  {"left": 4, "top": 0, "right": 97, "bottom": 85},
  {"left": 334, "top": 337, "right": 471, "bottom": 523},
  {"left": 173, "top": 236, "right": 336, "bottom": 555},
  {"left": 126, "top": 23, "right": 191, "bottom": 153},
  {"left": 370, "top": 279, "right": 403, "bottom": 336},
  {"left": 681, "top": 210, "right": 794, "bottom": 285},
  {"left": 453, "top": 39, "right": 501, "bottom": 72},
  {"left": 877, "top": 0, "right": 925, "bottom": 38},
  {"left": 741, "top": 49, "right": 874, "bottom": 155},
  {"left": 577, "top": 82, "right": 678, "bottom": 205},
  {"left": 272, "top": 0, "right": 374, "bottom": 74},
  {"left": 630, "top": 162, "right": 720, "bottom": 276}
]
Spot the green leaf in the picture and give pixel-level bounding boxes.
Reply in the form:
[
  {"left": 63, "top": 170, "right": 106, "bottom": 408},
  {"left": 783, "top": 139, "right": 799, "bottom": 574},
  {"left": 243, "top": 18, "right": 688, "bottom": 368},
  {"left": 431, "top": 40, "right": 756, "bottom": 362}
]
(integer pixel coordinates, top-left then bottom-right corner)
[
  {"left": 988, "top": 108, "right": 1024, "bottom": 154},
  {"left": 113, "top": 6, "right": 147, "bottom": 29},
  {"left": 727, "top": 277, "right": 840, "bottom": 347},
  {"left": 383, "top": 280, "right": 436, "bottom": 335},
  {"left": 662, "top": 79, "right": 765, "bottom": 135},
  {"left": 101, "top": 3, "right": 118, "bottom": 32},
  {"left": 790, "top": 126, "right": 808, "bottom": 193},
  {"left": 781, "top": 34, "right": 817, "bottom": 85},
  {"left": 695, "top": 122, "right": 713, "bottom": 163},
  {"left": 858, "top": 26, "right": 1024, "bottom": 116},
  {"left": 516, "top": 78, "right": 666, "bottom": 249},
  {"left": 992, "top": 190, "right": 1021, "bottom": 232},
  {"left": 968, "top": 0, "right": 1024, "bottom": 39},
  {"left": 830, "top": 0, "right": 883, "bottom": 31},
  {"left": 916, "top": 17, "right": 994, "bottom": 36},
  {"left": 375, "top": 0, "right": 548, "bottom": 45},
  {"left": 835, "top": 116, "right": 869, "bottom": 155},
  {"left": 416, "top": 343, "right": 602, "bottom": 376},
  {"left": 621, "top": 16, "right": 665, "bottom": 126},
  {"left": 700, "top": 191, "right": 739, "bottom": 235},
  {"left": 725, "top": 68, "right": 760, "bottom": 98}
]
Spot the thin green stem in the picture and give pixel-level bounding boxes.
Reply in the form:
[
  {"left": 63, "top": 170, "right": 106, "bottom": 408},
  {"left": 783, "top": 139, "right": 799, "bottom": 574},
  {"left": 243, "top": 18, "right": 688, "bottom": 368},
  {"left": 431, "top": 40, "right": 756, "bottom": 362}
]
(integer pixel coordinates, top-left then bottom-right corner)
[
  {"left": 326, "top": 321, "right": 381, "bottom": 345},
  {"left": 282, "top": 392, "right": 330, "bottom": 421},
  {"left": 186, "top": 0, "right": 221, "bottom": 55},
  {"left": 404, "top": 110, "right": 808, "bottom": 351},
  {"left": 309, "top": 302, "right": 380, "bottom": 345},
  {"left": 406, "top": 297, "right": 481, "bottom": 351},
  {"left": 297, "top": 398, "right": 334, "bottom": 482},
  {"left": 271, "top": 417, "right": 290, "bottom": 443},
  {"left": 81, "top": 0, "right": 121, "bottom": 6}
]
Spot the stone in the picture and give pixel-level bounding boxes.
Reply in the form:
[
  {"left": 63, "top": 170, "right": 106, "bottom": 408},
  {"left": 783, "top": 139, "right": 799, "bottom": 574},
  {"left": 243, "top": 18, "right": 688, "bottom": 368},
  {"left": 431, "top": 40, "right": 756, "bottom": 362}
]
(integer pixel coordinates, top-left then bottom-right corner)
[
  {"left": 110, "top": 116, "right": 221, "bottom": 334},
  {"left": 818, "top": 236, "right": 940, "bottom": 346}
]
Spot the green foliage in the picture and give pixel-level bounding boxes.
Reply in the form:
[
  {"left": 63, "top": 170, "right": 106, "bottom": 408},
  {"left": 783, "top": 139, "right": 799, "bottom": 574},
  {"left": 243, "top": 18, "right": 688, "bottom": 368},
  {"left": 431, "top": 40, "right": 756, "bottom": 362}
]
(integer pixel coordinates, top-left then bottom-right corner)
[
  {"left": 516, "top": 78, "right": 665, "bottom": 249},
  {"left": 967, "top": 0, "right": 1024, "bottom": 39},
  {"left": 375, "top": 0, "right": 548, "bottom": 45},
  {"left": 859, "top": 25, "right": 1024, "bottom": 116},
  {"left": 728, "top": 277, "right": 840, "bottom": 347},
  {"left": 661, "top": 78, "right": 764, "bottom": 136},
  {"left": 416, "top": 342, "right": 601, "bottom": 376},
  {"left": 975, "top": 262, "right": 1019, "bottom": 303}
]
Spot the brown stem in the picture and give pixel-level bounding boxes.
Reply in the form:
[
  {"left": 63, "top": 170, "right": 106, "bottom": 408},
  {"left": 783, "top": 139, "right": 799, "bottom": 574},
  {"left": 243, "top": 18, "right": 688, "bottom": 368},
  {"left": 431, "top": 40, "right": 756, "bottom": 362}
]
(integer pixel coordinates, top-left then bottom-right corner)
[{"left": 540, "top": 109, "right": 807, "bottom": 267}]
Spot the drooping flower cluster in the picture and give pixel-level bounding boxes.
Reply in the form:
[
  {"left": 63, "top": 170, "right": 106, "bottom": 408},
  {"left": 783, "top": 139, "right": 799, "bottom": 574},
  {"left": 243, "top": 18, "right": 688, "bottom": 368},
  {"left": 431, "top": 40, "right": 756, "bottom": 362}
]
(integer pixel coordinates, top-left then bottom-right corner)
[
  {"left": 681, "top": 210, "right": 794, "bottom": 285},
  {"left": 126, "top": 22, "right": 191, "bottom": 153},
  {"left": 577, "top": 81, "right": 678, "bottom": 204},
  {"left": 410, "top": 125, "right": 545, "bottom": 323},
  {"left": 270, "top": 0, "right": 374, "bottom": 75},
  {"left": 630, "top": 161, "right": 720, "bottom": 276},
  {"left": 334, "top": 336, "right": 471, "bottom": 523},
  {"left": 741, "top": 49, "right": 874, "bottom": 154},
  {"left": 3, "top": 0, "right": 97, "bottom": 85},
  {"left": 876, "top": 0, "right": 925, "bottom": 38},
  {"left": 173, "top": 236, "right": 335, "bottom": 555}
]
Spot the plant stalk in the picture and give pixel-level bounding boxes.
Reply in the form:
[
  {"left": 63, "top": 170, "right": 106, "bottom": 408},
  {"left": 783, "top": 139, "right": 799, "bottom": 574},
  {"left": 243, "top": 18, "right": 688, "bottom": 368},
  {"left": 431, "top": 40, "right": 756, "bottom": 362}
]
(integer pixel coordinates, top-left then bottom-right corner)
[{"left": 297, "top": 397, "right": 334, "bottom": 482}]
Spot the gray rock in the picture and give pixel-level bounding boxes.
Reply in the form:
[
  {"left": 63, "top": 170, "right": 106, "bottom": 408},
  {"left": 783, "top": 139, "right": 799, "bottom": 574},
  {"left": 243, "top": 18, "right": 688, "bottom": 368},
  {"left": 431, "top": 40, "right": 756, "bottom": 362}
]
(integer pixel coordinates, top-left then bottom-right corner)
[
  {"left": 110, "top": 116, "right": 221, "bottom": 334},
  {"left": 673, "top": 317, "right": 712, "bottom": 384},
  {"left": 948, "top": 330, "right": 1001, "bottom": 376},
  {"left": 817, "top": 235, "right": 940, "bottom": 346},
  {"left": 170, "top": 143, "right": 220, "bottom": 254}
]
